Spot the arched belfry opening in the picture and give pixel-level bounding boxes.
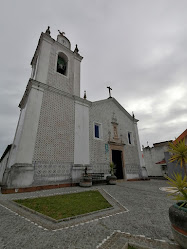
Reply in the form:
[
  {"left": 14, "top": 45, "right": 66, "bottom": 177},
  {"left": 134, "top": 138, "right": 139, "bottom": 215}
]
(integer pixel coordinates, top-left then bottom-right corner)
[{"left": 57, "top": 52, "right": 68, "bottom": 76}]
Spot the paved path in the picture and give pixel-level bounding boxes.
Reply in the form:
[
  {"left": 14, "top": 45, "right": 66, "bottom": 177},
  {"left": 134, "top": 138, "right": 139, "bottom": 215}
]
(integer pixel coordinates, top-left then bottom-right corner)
[{"left": 0, "top": 180, "right": 176, "bottom": 249}]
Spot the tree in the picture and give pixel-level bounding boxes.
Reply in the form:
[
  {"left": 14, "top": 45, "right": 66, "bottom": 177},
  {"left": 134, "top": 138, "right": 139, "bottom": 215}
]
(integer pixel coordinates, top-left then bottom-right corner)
[{"left": 168, "top": 139, "right": 187, "bottom": 177}]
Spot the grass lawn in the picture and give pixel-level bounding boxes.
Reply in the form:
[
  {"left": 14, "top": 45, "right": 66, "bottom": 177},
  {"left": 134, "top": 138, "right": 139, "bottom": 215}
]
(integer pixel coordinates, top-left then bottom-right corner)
[{"left": 14, "top": 190, "right": 112, "bottom": 220}]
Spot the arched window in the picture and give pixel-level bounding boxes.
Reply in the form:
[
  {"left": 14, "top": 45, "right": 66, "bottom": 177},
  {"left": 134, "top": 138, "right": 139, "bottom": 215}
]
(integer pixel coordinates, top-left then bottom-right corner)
[{"left": 57, "top": 52, "right": 68, "bottom": 76}]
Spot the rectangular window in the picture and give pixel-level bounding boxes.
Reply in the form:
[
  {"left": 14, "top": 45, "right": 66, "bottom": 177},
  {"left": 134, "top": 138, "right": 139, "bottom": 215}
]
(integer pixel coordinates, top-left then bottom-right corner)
[
  {"left": 95, "top": 124, "right": 99, "bottom": 138},
  {"left": 94, "top": 122, "right": 102, "bottom": 139},
  {"left": 128, "top": 132, "right": 132, "bottom": 144}
]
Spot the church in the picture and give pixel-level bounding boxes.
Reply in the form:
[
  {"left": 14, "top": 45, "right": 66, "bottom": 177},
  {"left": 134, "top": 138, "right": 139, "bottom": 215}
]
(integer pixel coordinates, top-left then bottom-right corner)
[{"left": 0, "top": 27, "right": 143, "bottom": 192}]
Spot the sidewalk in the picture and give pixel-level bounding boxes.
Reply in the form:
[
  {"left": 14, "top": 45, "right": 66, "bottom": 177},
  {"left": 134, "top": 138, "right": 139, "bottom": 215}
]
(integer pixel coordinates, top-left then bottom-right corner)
[{"left": 0, "top": 180, "right": 179, "bottom": 249}]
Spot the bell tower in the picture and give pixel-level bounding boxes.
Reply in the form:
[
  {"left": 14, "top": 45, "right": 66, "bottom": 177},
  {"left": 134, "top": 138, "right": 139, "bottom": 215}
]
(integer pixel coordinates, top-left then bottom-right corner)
[
  {"left": 3, "top": 27, "right": 84, "bottom": 189},
  {"left": 31, "top": 27, "right": 83, "bottom": 97}
]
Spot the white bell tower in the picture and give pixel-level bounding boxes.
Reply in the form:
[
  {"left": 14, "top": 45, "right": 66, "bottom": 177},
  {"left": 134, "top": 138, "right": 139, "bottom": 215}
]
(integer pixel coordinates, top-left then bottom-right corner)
[
  {"left": 3, "top": 27, "right": 84, "bottom": 189},
  {"left": 31, "top": 27, "right": 83, "bottom": 97}
]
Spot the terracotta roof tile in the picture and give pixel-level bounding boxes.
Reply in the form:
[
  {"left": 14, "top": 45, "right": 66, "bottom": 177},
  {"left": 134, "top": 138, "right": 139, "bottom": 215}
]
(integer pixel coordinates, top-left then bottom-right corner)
[
  {"left": 155, "top": 159, "right": 166, "bottom": 164},
  {"left": 173, "top": 129, "right": 187, "bottom": 144}
]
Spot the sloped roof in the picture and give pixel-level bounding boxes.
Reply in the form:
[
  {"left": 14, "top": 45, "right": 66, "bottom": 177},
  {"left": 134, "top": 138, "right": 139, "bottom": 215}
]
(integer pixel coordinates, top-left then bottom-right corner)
[
  {"left": 92, "top": 97, "right": 139, "bottom": 122},
  {"left": 153, "top": 140, "right": 173, "bottom": 147},
  {"left": 173, "top": 129, "right": 187, "bottom": 145}
]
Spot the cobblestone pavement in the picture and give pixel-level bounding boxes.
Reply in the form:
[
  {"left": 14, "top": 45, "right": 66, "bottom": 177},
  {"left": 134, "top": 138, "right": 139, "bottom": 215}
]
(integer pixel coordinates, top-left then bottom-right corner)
[{"left": 0, "top": 180, "right": 176, "bottom": 249}]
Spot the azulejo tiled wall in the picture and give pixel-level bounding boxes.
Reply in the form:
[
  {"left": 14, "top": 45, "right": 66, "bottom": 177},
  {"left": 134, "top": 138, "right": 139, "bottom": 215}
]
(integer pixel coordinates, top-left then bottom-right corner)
[
  {"left": 33, "top": 161, "right": 72, "bottom": 181},
  {"left": 33, "top": 89, "right": 75, "bottom": 163}
]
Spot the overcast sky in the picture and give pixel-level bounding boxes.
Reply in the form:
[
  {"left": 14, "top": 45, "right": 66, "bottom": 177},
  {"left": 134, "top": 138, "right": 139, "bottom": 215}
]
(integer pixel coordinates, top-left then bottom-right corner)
[{"left": 0, "top": 0, "right": 187, "bottom": 155}]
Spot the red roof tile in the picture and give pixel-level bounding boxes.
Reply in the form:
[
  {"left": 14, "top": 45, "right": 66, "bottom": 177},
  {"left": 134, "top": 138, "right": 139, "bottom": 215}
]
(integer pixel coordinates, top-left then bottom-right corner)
[
  {"left": 155, "top": 159, "right": 166, "bottom": 164},
  {"left": 173, "top": 129, "right": 187, "bottom": 144}
]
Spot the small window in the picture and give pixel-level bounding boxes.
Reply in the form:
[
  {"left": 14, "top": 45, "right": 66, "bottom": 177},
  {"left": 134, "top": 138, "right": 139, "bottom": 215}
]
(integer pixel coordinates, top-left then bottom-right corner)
[
  {"left": 56, "top": 53, "right": 68, "bottom": 76},
  {"left": 128, "top": 132, "right": 132, "bottom": 144},
  {"left": 95, "top": 124, "right": 99, "bottom": 138},
  {"left": 94, "top": 123, "right": 102, "bottom": 139},
  {"left": 162, "top": 165, "right": 167, "bottom": 171}
]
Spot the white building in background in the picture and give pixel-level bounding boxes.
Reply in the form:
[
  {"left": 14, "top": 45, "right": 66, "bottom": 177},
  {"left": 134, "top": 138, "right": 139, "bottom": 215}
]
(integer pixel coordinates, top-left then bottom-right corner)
[
  {"left": 0, "top": 27, "right": 143, "bottom": 192},
  {"left": 143, "top": 141, "right": 172, "bottom": 177}
]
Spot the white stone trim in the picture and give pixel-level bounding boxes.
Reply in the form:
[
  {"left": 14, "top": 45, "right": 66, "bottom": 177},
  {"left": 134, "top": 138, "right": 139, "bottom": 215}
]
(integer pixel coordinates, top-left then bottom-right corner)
[{"left": 74, "top": 101, "right": 90, "bottom": 165}]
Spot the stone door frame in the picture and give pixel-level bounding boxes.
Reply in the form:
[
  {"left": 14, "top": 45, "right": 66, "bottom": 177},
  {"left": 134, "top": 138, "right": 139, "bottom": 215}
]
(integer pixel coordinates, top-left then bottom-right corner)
[{"left": 109, "top": 143, "right": 126, "bottom": 180}]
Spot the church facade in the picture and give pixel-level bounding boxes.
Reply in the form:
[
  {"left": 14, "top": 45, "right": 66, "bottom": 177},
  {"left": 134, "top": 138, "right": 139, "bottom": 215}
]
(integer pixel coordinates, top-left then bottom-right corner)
[{"left": 1, "top": 28, "right": 142, "bottom": 190}]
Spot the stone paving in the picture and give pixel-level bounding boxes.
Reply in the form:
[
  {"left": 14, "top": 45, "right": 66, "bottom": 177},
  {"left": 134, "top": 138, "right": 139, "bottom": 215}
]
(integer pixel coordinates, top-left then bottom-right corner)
[{"left": 0, "top": 180, "right": 179, "bottom": 249}]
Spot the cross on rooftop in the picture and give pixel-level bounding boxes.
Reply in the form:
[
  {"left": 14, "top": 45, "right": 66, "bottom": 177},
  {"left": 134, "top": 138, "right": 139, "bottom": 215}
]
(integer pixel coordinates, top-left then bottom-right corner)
[{"left": 107, "top": 86, "right": 112, "bottom": 98}]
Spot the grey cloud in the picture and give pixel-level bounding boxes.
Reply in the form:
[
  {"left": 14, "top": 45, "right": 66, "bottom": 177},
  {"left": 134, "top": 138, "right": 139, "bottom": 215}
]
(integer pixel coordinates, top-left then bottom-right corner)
[{"left": 1, "top": 0, "right": 187, "bottom": 155}]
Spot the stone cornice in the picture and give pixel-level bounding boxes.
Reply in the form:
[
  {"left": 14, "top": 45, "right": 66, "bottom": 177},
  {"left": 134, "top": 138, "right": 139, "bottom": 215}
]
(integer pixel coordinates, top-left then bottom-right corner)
[
  {"left": 19, "top": 79, "right": 92, "bottom": 109},
  {"left": 108, "top": 141, "right": 126, "bottom": 146}
]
